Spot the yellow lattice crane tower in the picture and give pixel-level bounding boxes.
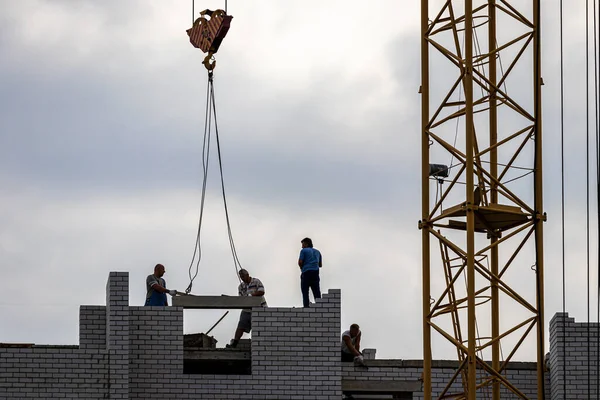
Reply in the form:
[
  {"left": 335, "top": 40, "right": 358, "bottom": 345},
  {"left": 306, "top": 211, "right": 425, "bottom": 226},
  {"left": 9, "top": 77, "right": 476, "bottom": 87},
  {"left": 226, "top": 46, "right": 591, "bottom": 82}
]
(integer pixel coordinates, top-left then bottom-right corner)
[{"left": 420, "top": 0, "right": 544, "bottom": 398}]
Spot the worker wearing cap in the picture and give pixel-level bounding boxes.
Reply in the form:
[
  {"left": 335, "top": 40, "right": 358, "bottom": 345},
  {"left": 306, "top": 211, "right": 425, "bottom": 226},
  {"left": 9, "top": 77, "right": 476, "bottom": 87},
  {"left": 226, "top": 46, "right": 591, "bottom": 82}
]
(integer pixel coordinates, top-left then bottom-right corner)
[
  {"left": 341, "top": 323, "right": 364, "bottom": 365},
  {"left": 145, "top": 264, "right": 177, "bottom": 306},
  {"left": 227, "top": 269, "right": 266, "bottom": 348},
  {"left": 298, "top": 237, "right": 322, "bottom": 307}
]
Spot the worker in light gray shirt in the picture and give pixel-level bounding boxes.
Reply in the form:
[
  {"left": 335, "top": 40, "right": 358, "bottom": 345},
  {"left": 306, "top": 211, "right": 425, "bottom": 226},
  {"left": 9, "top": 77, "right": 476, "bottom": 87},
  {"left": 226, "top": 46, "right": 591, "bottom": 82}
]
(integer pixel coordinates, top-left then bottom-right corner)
[
  {"left": 341, "top": 323, "right": 364, "bottom": 365},
  {"left": 145, "top": 264, "right": 177, "bottom": 306},
  {"left": 226, "top": 269, "right": 266, "bottom": 348}
]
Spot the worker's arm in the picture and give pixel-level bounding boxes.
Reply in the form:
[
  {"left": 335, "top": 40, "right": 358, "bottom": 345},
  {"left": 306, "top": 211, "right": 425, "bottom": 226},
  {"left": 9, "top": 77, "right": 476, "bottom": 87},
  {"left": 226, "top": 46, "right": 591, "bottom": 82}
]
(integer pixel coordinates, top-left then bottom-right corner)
[
  {"left": 252, "top": 279, "right": 265, "bottom": 297},
  {"left": 343, "top": 335, "right": 361, "bottom": 357},
  {"left": 298, "top": 248, "right": 306, "bottom": 269},
  {"left": 354, "top": 331, "right": 361, "bottom": 352},
  {"left": 151, "top": 283, "right": 177, "bottom": 296},
  {"left": 151, "top": 283, "right": 169, "bottom": 293}
]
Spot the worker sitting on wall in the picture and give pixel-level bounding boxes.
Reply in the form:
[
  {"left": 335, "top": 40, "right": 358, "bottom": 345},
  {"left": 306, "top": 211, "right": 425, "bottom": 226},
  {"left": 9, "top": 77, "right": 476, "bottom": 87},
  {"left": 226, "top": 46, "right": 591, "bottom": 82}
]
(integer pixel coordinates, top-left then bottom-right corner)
[
  {"left": 341, "top": 323, "right": 365, "bottom": 365},
  {"left": 144, "top": 264, "right": 177, "bottom": 306},
  {"left": 226, "top": 269, "right": 266, "bottom": 348}
]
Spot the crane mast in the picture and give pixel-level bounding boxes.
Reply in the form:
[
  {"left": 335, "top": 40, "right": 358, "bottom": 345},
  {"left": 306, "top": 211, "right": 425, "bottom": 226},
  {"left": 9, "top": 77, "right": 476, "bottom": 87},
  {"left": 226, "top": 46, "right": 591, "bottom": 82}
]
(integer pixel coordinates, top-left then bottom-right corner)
[{"left": 420, "top": 1, "right": 545, "bottom": 398}]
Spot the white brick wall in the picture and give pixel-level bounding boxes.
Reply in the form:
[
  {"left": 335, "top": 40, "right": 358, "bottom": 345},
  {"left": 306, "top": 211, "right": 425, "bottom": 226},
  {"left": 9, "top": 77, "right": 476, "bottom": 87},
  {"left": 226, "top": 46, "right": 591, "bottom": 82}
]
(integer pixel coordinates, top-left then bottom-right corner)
[
  {"left": 342, "top": 359, "right": 547, "bottom": 399},
  {"left": 549, "top": 312, "right": 599, "bottom": 399},
  {"left": 106, "top": 271, "right": 130, "bottom": 399},
  {"left": 124, "top": 289, "right": 342, "bottom": 400},
  {"left": 1, "top": 271, "right": 562, "bottom": 399},
  {"left": 0, "top": 271, "right": 344, "bottom": 399},
  {"left": 79, "top": 306, "right": 106, "bottom": 349},
  {"left": 0, "top": 346, "right": 108, "bottom": 398}
]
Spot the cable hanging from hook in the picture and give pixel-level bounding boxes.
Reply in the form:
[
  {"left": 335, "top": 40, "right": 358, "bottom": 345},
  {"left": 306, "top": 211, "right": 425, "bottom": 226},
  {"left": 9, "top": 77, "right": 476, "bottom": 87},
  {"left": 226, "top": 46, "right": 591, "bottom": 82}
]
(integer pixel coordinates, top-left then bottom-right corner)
[{"left": 185, "top": 70, "right": 243, "bottom": 294}]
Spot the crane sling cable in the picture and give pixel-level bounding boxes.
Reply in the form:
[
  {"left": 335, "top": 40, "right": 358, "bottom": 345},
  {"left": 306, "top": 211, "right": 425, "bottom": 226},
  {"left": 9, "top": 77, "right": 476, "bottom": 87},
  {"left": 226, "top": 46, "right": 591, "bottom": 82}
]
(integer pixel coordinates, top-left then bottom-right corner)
[
  {"left": 186, "top": 70, "right": 244, "bottom": 295},
  {"left": 186, "top": 71, "right": 212, "bottom": 295},
  {"left": 185, "top": 7, "right": 241, "bottom": 294}
]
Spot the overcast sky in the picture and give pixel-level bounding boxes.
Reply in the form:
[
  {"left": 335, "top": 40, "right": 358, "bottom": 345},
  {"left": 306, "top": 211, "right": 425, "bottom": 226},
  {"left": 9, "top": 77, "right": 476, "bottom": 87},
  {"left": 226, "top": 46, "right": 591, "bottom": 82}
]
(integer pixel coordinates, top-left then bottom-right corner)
[{"left": 0, "top": 0, "right": 598, "bottom": 362}]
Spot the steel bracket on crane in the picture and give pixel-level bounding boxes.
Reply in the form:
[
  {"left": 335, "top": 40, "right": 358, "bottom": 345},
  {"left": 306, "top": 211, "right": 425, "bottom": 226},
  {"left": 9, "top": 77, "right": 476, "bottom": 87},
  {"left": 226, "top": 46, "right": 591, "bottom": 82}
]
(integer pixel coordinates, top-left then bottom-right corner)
[{"left": 535, "top": 212, "right": 547, "bottom": 222}]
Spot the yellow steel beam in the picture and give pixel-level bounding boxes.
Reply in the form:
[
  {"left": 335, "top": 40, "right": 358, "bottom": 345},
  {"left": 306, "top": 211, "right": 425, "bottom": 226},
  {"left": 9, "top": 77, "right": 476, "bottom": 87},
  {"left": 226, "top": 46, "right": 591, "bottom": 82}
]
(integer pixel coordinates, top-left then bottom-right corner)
[
  {"left": 420, "top": 0, "right": 431, "bottom": 398},
  {"left": 533, "top": 0, "right": 545, "bottom": 395}
]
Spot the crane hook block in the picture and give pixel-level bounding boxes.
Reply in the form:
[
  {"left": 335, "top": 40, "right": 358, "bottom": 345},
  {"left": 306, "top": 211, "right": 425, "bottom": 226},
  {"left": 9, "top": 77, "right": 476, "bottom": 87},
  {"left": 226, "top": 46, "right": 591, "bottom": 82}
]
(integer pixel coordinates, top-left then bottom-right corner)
[{"left": 186, "top": 9, "right": 233, "bottom": 67}]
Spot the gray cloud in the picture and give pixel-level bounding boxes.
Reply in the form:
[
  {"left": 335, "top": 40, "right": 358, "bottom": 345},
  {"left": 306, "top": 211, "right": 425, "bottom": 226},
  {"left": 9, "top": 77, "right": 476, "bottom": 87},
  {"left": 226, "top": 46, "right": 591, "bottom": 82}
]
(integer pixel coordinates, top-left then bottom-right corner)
[{"left": 0, "top": 0, "right": 598, "bottom": 363}]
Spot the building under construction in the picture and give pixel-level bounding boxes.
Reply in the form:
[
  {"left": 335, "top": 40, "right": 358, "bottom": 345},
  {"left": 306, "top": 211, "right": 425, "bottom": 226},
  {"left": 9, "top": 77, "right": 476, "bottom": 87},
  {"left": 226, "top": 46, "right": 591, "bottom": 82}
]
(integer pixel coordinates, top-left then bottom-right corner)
[
  {"left": 2, "top": 0, "right": 599, "bottom": 398},
  {"left": 0, "top": 271, "right": 596, "bottom": 399}
]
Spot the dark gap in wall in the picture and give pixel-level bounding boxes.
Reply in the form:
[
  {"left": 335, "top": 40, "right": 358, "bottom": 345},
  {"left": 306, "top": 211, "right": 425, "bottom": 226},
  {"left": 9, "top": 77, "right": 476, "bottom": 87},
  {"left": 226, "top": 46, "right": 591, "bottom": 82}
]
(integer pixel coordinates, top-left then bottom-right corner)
[
  {"left": 183, "top": 335, "right": 252, "bottom": 375},
  {"left": 183, "top": 359, "right": 251, "bottom": 374}
]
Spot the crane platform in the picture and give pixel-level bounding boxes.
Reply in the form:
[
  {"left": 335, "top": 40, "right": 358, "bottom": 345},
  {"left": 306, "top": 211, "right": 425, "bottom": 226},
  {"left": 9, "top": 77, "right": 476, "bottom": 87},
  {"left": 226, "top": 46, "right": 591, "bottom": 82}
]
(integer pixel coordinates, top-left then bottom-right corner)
[{"left": 437, "top": 203, "right": 530, "bottom": 234}]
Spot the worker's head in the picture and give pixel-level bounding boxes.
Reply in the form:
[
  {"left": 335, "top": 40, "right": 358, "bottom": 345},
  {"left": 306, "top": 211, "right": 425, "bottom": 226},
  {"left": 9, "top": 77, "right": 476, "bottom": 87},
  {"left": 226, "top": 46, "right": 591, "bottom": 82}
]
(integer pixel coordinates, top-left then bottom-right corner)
[
  {"left": 154, "top": 264, "right": 165, "bottom": 277},
  {"left": 238, "top": 269, "right": 251, "bottom": 283},
  {"left": 350, "top": 323, "right": 360, "bottom": 337},
  {"left": 301, "top": 237, "right": 313, "bottom": 248}
]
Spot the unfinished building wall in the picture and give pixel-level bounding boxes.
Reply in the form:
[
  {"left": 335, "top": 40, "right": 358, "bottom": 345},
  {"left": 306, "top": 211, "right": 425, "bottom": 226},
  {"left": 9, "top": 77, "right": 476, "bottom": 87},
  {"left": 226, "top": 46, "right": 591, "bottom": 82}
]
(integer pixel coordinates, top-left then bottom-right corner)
[
  {"left": 127, "top": 290, "right": 341, "bottom": 399},
  {"left": 0, "top": 304, "right": 111, "bottom": 398},
  {"left": 342, "top": 360, "right": 548, "bottom": 399},
  {"left": 0, "top": 272, "right": 343, "bottom": 399},
  {"left": 0, "top": 345, "right": 109, "bottom": 399},
  {"left": 2, "top": 271, "right": 562, "bottom": 399},
  {"left": 549, "top": 312, "right": 599, "bottom": 399},
  {"left": 250, "top": 291, "right": 341, "bottom": 398}
]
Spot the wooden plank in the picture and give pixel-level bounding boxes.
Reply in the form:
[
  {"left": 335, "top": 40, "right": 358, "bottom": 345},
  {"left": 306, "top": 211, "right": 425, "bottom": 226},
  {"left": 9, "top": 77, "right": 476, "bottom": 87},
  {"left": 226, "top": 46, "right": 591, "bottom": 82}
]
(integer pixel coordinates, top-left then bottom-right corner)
[
  {"left": 173, "top": 295, "right": 265, "bottom": 309},
  {"left": 184, "top": 349, "right": 251, "bottom": 360},
  {"left": 342, "top": 380, "right": 422, "bottom": 394}
]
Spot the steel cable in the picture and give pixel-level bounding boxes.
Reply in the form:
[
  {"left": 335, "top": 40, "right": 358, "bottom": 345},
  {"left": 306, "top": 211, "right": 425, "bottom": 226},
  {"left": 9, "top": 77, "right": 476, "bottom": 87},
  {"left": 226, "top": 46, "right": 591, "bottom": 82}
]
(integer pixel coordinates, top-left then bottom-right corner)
[
  {"left": 209, "top": 75, "right": 244, "bottom": 281},
  {"left": 186, "top": 74, "right": 213, "bottom": 294},
  {"left": 594, "top": 0, "right": 600, "bottom": 395},
  {"left": 559, "top": 0, "right": 566, "bottom": 396},
  {"left": 586, "top": 0, "right": 591, "bottom": 393}
]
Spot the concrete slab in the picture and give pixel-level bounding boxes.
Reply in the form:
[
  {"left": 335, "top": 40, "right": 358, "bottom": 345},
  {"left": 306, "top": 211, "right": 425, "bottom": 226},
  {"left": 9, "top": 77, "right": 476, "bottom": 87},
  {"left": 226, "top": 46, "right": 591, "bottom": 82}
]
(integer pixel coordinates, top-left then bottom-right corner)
[
  {"left": 173, "top": 295, "right": 265, "bottom": 309},
  {"left": 342, "top": 379, "right": 422, "bottom": 394}
]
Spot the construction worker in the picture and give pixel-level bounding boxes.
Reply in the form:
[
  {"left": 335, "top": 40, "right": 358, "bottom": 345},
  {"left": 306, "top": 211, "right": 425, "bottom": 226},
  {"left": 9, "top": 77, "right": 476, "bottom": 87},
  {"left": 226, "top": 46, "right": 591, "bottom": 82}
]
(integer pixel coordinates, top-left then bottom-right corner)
[
  {"left": 227, "top": 269, "right": 266, "bottom": 348},
  {"left": 144, "top": 264, "right": 177, "bottom": 306},
  {"left": 298, "top": 237, "right": 322, "bottom": 307},
  {"left": 341, "top": 323, "right": 364, "bottom": 365}
]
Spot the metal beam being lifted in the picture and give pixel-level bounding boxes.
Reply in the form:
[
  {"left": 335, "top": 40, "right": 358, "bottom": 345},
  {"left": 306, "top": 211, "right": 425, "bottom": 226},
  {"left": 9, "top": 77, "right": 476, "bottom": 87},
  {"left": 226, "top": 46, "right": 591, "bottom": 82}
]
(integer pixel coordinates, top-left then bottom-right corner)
[{"left": 173, "top": 295, "right": 265, "bottom": 309}]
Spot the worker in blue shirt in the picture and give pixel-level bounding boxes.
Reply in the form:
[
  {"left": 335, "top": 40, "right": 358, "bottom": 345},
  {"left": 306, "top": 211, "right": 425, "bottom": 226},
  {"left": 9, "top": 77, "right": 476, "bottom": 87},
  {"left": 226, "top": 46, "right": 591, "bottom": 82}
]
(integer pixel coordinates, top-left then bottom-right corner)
[
  {"left": 298, "top": 237, "right": 322, "bottom": 307},
  {"left": 145, "top": 264, "right": 177, "bottom": 306}
]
